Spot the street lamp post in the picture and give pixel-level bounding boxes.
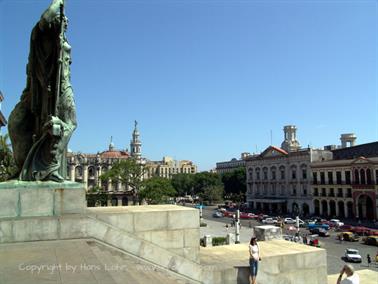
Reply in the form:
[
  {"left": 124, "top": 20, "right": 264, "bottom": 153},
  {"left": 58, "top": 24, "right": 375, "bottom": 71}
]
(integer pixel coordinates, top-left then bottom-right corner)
[{"left": 235, "top": 209, "right": 240, "bottom": 244}]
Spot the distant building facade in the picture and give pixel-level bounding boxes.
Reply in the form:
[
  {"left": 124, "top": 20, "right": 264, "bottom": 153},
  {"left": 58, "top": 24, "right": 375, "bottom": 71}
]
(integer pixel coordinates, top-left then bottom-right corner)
[
  {"left": 67, "top": 140, "right": 135, "bottom": 206},
  {"left": 311, "top": 140, "right": 378, "bottom": 220},
  {"left": 216, "top": 153, "right": 251, "bottom": 174},
  {"left": 145, "top": 156, "right": 197, "bottom": 179},
  {"left": 0, "top": 91, "right": 7, "bottom": 131},
  {"left": 67, "top": 121, "right": 198, "bottom": 206},
  {"left": 246, "top": 125, "right": 332, "bottom": 216}
]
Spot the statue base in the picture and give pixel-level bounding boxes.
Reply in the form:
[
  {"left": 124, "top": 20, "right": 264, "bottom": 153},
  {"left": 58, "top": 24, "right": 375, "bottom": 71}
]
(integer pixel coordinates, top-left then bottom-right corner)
[{"left": 0, "top": 181, "right": 86, "bottom": 218}]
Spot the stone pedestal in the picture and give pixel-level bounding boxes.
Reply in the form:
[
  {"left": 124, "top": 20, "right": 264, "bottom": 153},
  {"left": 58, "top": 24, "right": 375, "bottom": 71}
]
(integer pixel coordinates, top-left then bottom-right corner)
[
  {"left": 254, "top": 225, "right": 282, "bottom": 241},
  {"left": 0, "top": 181, "right": 86, "bottom": 218}
]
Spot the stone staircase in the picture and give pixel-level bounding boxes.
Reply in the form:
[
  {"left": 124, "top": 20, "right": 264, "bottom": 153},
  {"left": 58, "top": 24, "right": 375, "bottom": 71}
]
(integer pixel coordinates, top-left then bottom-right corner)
[{"left": 86, "top": 240, "right": 191, "bottom": 284}]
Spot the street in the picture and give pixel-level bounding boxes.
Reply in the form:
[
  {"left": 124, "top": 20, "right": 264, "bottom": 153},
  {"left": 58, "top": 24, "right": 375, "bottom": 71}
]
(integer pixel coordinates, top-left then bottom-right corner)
[{"left": 192, "top": 205, "right": 378, "bottom": 275}]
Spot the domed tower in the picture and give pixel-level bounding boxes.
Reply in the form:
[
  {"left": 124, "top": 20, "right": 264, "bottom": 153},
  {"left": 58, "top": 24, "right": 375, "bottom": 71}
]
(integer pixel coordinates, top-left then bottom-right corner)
[
  {"left": 340, "top": 133, "right": 356, "bottom": 148},
  {"left": 281, "top": 125, "right": 301, "bottom": 152},
  {"left": 108, "top": 136, "right": 115, "bottom": 151},
  {"left": 130, "top": 120, "right": 142, "bottom": 159}
]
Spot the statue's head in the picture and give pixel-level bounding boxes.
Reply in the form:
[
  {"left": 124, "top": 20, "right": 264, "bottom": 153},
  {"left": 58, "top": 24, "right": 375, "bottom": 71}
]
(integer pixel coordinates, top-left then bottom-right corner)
[{"left": 53, "top": 14, "right": 68, "bottom": 31}]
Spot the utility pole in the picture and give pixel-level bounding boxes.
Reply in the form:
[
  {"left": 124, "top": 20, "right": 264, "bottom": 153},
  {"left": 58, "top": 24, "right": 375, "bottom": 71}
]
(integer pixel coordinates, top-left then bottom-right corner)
[{"left": 235, "top": 209, "right": 240, "bottom": 244}]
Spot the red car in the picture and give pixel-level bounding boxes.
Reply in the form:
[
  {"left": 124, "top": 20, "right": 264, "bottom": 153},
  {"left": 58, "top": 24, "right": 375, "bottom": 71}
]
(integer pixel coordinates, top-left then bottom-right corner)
[
  {"left": 339, "top": 225, "right": 354, "bottom": 232},
  {"left": 367, "top": 230, "right": 378, "bottom": 236},
  {"left": 321, "top": 221, "right": 336, "bottom": 228},
  {"left": 223, "top": 211, "right": 235, "bottom": 218},
  {"left": 351, "top": 226, "right": 370, "bottom": 236},
  {"left": 240, "top": 212, "right": 258, "bottom": 219}
]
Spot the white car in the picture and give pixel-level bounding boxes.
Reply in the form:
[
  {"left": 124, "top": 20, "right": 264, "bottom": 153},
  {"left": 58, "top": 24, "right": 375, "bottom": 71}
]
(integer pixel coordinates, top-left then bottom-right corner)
[
  {"left": 284, "top": 218, "right": 296, "bottom": 224},
  {"left": 344, "top": 249, "right": 362, "bottom": 263},
  {"left": 262, "top": 218, "right": 278, "bottom": 225},
  {"left": 330, "top": 219, "right": 344, "bottom": 227}
]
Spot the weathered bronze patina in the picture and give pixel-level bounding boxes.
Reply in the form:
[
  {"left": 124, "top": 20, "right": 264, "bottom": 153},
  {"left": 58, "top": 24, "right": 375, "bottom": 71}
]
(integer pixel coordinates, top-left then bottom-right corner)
[{"left": 8, "top": 0, "right": 76, "bottom": 182}]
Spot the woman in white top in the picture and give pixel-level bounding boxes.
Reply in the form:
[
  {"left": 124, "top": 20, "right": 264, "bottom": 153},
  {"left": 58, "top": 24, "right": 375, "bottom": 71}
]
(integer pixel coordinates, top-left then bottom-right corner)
[
  {"left": 336, "top": 264, "right": 359, "bottom": 284},
  {"left": 249, "top": 237, "right": 261, "bottom": 284}
]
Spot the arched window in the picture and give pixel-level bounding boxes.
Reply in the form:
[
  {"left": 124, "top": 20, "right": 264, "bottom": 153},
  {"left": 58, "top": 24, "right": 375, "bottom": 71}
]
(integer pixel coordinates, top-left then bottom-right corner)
[
  {"left": 291, "top": 165, "right": 297, "bottom": 180},
  {"left": 75, "top": 166, "right": 83, "bottom": 178},
  {"left": 88, "top": 167, "right": 95, "bottom": 178},
  {"left": 248, "top": 168, "right": 253, "bottom": 181},
  {"left": 366, "top": 169, "right": 372, "bottom": 184},
  {"left": 360, "top": 169, "right": 366, "bottom": 185},
  {"left": 354, "top": 169, "right": 359, "bottom": 184},
  {"left": 279, "top": 166, "right": 285, "bottom": 180},
  {"left": 263, "top": 167, "right": 268, "bottom": 180},
  {"left": 300, "top": 164, "right": 307, "bottom": 180},
  {"left": 255, "top": 168, "right": 260, "bottom": 180},
  {"left": 271, "top": 166, "right": 276, "bottom": 180}
]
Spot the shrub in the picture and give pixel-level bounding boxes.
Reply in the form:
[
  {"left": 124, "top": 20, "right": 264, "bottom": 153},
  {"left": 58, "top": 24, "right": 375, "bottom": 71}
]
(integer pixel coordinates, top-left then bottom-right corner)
[{"left": 212, "top": 237, "right": 227, "bottom": 246}]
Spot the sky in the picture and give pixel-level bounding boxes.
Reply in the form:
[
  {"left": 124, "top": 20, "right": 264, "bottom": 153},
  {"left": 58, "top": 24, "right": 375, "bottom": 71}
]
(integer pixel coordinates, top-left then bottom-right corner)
[{"left": 0, "top": 0, "right": 377, "bottom": 171}]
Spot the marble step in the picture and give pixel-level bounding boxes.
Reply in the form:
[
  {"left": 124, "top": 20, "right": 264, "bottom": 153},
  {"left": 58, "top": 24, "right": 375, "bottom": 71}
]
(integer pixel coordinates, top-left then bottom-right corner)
[{"left": 87, "top": 241, "right": 189, "bottom": 284}]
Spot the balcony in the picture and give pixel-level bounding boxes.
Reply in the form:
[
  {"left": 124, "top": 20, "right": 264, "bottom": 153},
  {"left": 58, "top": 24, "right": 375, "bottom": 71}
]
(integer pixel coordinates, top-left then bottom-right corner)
[{"left": 352, "top": 184, "right": 375, "bottom": 190}]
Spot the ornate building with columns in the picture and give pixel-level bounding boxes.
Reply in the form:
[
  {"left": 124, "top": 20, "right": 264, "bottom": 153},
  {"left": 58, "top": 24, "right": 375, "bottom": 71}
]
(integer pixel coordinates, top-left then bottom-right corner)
[
  {"left": 66, "top": 122, "right": 144, "bottom": 206},
  {"left": 67, "top": 121, "right": 198, "bottom": 206},
  {"left": 215, "top": 153, "right": 251, "bottom": 174},
  {"left": 246, "top": 125, "right": 332, "bottom": 216},
  {"left": 311, "top": 140, "right": 378, "bottom": 220}
]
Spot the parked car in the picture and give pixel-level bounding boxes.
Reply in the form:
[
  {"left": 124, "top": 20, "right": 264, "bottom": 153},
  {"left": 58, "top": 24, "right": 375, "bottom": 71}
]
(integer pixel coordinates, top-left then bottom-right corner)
[
  {"left": 308, "top": 223, "right": 330, "bottom": 230},
  {"left": 240, "top": 212, "right": 257, "bottom": 219},
  {"left": 223, "top": 211, "right": 234, "bottom": 218},
  {"left": 262, "top": 218, "right": 278, "bottom": 225},
  {"left": 322, "top": 221, "right": 336, "bottom": 228},
  {"left": 363, "top": 236, "right": 378, "bottom": 246},
  {"left": 309, "top": 228, "right": 330, "bottom": 237},
  {"left": 367, "top": 230, "right": 378, "bottom": 236},
  {"left": 284, "top": 218, "right": 296, "bottom": 224},
  {"left": 258, "top": 214, "right": 269, "bottom": 222},
  {"left": 213, "top": 211, "right": 223, "bottom": 218},
  {"left": 339, "top": 225, "right": 354, "bottom": 232},
  {"left": 330, "top": 219, "right": 344, "bottom": 227},
  {"left": 351, "top": 226, "right": 370, "bottom": 236},
  {"left": 344, "top": 249, "right": 362, "bottom": 263},
  {"left": 337, "top": 232, "right": 359, "bottom": 242}
]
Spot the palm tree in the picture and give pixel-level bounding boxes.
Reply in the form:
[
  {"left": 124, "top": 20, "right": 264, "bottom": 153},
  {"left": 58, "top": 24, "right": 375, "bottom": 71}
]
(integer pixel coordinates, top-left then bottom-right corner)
[{"left": 0, "top": 133, "right": 16, "bottom": 181}]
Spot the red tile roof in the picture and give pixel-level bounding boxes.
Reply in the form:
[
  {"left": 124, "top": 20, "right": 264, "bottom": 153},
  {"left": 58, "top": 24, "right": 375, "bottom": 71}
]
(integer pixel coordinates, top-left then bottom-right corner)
[{"left": 100, "top": 150, "right": 130, "bottom": 159}]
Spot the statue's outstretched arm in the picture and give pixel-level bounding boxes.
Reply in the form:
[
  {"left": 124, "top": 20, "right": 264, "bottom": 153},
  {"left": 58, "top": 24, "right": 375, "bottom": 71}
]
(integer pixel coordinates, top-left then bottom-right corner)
[{"left": 39, "top": 0, "right": 64, "bottom": 29}]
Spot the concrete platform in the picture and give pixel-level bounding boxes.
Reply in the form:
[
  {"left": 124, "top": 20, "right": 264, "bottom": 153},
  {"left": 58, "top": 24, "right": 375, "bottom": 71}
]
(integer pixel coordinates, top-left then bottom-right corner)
[
  {"left": 0, "top": 204, "right": 329, "bottom": 283},
  {"left": 200, "top": 240, "right": 327, "bottom": 284},
  {"left": 327, "top": 269, "right": 378, "bottom": 284}
]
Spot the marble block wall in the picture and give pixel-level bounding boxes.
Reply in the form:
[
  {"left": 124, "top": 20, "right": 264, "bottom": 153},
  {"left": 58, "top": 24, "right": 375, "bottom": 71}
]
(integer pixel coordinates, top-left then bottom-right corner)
[
  {"left": 87, "top": 205, "right": 200, "bottom": 262},
  {"left": 254, "top": 225, "right": 282, "bottom": 241}
]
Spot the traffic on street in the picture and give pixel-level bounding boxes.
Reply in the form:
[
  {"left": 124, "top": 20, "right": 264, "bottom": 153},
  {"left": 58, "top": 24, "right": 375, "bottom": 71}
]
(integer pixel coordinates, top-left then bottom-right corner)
[{"left": 185, "top": 203, "right": 378, "bottom": 275}]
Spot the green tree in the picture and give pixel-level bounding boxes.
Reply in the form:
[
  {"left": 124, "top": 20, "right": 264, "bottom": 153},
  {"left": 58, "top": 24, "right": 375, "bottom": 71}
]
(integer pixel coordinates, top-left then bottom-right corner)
[
  {"left": 171, "top": 173, "right": 194, "bottom": 196},
  {"left": 139, "top": 176, "right": 176, "bottom": 204},
  {"left": 86, "top": 186, "right": 109, "bottom": 207},
  {"left": 192, "top": 172, "right": 222, "bottom": 196},
  {"left": 100, "top": 158, "right": 145, "bottom": 204},
  {"left": 0, "top": 134, "right": 16, "bottom": 181},
  {"left": 221, "top": 167, "right": 246, "bottom": 202},
  {"left": 201, "top": 185, "right": 224, "bottom": 205}
]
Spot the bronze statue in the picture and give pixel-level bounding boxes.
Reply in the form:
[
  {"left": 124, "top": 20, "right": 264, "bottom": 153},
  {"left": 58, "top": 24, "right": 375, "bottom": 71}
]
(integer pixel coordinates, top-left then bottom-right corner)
[{"left": 8, "top": 0, "right": 76, "bottom": 182}]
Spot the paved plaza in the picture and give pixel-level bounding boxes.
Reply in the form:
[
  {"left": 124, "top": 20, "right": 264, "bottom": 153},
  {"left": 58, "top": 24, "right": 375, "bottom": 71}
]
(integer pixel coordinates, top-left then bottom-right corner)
[{"left": 0, "top": 239, "right": 191, "bottom": 284}]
